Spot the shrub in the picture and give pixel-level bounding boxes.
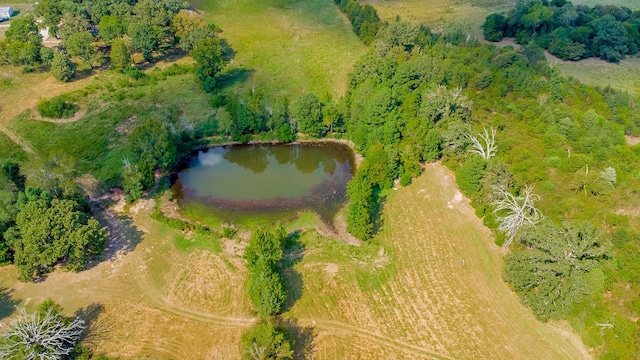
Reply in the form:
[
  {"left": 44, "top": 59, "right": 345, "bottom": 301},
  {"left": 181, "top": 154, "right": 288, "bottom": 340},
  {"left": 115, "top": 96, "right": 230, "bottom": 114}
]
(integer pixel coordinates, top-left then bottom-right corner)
[
  {"left": 455, "top": 155, "right": 487, "bottom": 196},
  {"left": 36, "top": 97, "right": 78, "bottom": 119},
  {"left": 123, "top": 65, "right": 146, "bottom": 80}
]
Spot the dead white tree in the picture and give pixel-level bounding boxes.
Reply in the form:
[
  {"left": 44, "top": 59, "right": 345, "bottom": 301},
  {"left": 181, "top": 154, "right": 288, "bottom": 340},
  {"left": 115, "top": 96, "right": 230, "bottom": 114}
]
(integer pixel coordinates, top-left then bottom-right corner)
[
  {"left": 468, "top": 127, "right": 497, "bottom": 160},
  {"left": 0, "top": 307, "right": 85, "bottom": 360},
  {"left": 491, "top": 185, "right": 543, "bottom": 247}
]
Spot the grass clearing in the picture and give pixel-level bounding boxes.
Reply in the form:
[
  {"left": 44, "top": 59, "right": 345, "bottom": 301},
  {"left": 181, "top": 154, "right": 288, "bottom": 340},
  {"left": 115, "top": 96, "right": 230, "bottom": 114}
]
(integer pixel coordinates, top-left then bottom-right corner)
[
  {"left": 174, "top": 232, "right": 223, "bottom": 253},
  {"left": 197, "top": 0, "right": 367, "bottom": 100},
  {"left": 553, "top": 56, "right": 640, "bottom": 94},
  {"left": 364, "top": 0, "right": 510, "bottom": 39},
  {"left": 0, "top": 164, "right": 590, "bottom": 359}
]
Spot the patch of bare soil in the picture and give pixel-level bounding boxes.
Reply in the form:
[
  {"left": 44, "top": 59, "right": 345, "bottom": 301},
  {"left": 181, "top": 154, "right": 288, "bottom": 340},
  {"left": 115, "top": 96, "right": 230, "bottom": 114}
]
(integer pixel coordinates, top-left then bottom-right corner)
[
  {"left": 626, "top": 135, "right": 640, "bottom": 146},
  {"left": 316, "top": 212, "right": 360, "bottom": 246}
]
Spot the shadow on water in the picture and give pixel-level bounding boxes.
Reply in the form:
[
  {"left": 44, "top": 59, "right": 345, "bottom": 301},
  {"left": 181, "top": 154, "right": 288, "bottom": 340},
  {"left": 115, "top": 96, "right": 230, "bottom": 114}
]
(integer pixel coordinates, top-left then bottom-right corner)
[
  {"left": 87, "top": 202, "right": 144, "bottom": 270},
  {"left": 74, "top": 302, "right": 105, "bottom": 343},
  {"left": 277, "top": 317, "right": 316, "bottom": 360},
  {"left": 280, "top": 231, "right": 304, "bottom": 314},
  {"left": 223, "top": 145, "right": 269, "bottom": 174},
  {"left": 0, "top": 287, "right": 18, "bottom": 320}
]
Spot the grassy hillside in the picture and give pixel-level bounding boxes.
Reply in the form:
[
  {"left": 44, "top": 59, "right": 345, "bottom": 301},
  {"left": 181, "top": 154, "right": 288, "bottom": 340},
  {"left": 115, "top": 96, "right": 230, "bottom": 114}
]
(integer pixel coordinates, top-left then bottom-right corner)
[
  {"left": 0, "top": 165, "right": 590, "bottom": 359},
  {"left": 196, "top": 0, "right": 367, "bottom": 100}
]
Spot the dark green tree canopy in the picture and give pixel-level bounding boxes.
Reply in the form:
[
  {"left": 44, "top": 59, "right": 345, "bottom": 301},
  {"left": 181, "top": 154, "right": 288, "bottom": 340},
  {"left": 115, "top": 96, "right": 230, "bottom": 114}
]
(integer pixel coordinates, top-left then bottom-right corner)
[
  {"left": 242, "top": 321, "right": 293, "bottom": 360},
  {"left": 485, "top": 1, "right": 640, "bottom": 62},
  {"left": 504, "top": 221, "right": 609, "bottom": 320},
  {"left": 8, "top": 188, "right": 106, "bottom": 281},
  {"left": 292, "top": 93, "right": 325, "bottom": 137}
]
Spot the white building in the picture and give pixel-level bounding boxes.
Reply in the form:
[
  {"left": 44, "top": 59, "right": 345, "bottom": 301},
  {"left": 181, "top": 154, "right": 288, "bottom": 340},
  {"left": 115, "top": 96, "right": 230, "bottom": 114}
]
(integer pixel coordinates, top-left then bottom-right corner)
[{"left": 0, "top": 7, "right": 13, "bottom": 21}]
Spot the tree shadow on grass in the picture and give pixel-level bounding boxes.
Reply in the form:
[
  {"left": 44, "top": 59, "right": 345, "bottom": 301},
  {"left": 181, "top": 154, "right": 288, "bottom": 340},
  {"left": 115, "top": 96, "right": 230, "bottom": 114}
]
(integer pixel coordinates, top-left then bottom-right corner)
[
  {"left": 218, "top": 67, "right": 255, "bottom": 89},
  {"left": 371, "top": 190, "right": 387, "bottom": 236},
  {"left": 0, "top": 287, "right": 18, "bottom": 320},
  {"left": 86, "top": 202, "right": 144, "bottom": 270},
  {"left": 280, "top": 231, "right": 304, "bottom": 314},
  {"left": 74, "top": 303, "right": 105, "bottom": 343},
  {"left": 278, "top": 317, "right": 316, "bottom": 360}
]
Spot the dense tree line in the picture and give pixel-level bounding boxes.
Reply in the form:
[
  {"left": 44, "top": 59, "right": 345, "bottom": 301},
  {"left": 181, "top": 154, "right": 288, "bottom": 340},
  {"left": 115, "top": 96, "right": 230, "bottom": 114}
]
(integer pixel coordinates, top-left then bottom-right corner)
[
  {"left": 240, "top": 227, "right": 294, "bottom": 359},
  {"left": 333, "top": 0, "right": 383, "bottom": 44},
  {"left": 0, "top": 0, "right": 227, "bottom": 92},
  {"left": 325, "top": 17, "right": 640, "bottom": 357},
  {"left": 244, "top": 227, "right": 288, "bottom": 317},
  {"left": 483, "top": 0, "right": 640, "bottom": 62}
]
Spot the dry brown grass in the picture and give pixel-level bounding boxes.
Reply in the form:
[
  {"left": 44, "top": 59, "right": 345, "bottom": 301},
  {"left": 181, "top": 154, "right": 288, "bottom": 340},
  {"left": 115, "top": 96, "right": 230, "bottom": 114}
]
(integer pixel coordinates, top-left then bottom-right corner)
[
  {"left": 285, "top": 163, "right": 591, "bottom": 359},
  {"left": 0, "top": 164, "right": 591, "bottom": 359}
]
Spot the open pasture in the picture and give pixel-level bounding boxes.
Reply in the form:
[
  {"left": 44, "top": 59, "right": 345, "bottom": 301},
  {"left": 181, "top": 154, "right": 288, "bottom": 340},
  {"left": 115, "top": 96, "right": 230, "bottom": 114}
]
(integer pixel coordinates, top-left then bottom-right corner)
[
  {"left": 0, "top": 164, "right": 590, "bottom": 359},
  {"left": 196, "top": 0, "right": 367, "bottom": 100}
]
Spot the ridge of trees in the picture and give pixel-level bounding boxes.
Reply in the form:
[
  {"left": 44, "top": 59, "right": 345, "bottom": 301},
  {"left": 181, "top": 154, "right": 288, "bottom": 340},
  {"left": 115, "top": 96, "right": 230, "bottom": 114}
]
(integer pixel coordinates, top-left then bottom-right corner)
[
  {"left": 333, "top": 0, "right": 383, "bottom": 44},
  {"left": 241, "top": 227, "right": 294, "bottom": 359},
  {"left": 483, "top": 0, "right": 640, "bottom": 63}
]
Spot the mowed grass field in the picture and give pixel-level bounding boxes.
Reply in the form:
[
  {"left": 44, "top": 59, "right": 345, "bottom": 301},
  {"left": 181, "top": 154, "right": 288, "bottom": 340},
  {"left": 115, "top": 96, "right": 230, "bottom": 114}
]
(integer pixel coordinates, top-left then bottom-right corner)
[
  {"left": 194, "top": 0, "right": 367, "bottom": 100},
  {"left": 0, "top": 165, "right": 590, "bottom": 359}
]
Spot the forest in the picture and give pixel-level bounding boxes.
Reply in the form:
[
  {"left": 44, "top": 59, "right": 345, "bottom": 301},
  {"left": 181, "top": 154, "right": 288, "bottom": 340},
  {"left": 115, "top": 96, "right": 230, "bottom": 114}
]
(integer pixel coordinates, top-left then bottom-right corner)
[
  {"left": 0, "top": 0, "right": 639, "bottom": 358},
  {"left": 483, "top": 0, "right": 640, "bottom": 62}
]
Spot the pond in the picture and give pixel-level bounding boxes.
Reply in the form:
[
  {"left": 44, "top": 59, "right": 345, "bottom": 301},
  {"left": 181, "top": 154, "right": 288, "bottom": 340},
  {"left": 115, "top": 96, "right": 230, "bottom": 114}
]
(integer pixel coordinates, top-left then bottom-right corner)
[{"left": 171, "top": 143, "right": 355, "bottom": 224}]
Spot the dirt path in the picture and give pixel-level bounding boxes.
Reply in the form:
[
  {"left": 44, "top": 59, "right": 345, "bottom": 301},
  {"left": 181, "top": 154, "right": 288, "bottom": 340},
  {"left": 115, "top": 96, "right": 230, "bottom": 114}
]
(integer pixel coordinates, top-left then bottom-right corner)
[
  {"left": 0, "top": 126, "right": 34, "bottom": 154},
  {"left": 0, "top": 71, "right": 94, "bottom": 154}
]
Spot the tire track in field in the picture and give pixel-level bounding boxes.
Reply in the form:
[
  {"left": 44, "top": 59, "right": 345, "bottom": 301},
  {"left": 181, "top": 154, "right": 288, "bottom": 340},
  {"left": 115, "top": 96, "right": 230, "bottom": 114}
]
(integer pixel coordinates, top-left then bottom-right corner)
[
  {"left": 122, "top": 237, "right": 453, "bottom": 359},
  {"left": 0, "top": 125, "right": 35, "bottom": 154},
  {"left": 309, "top": 318, "right": 454, "bottom": 360}
]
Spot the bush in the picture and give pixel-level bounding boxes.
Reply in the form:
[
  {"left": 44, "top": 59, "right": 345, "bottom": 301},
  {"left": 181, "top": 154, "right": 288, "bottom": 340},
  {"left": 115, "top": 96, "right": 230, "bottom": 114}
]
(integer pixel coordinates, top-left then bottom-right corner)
[
  {"left": 242, "top": 321, "right": 293, "bottom": 360},
  {"left": 36, "top": 97, "right": 78, "bottom": 119},
  {"left": 123, "top": 65, "right": 146, "bottom": 80}
]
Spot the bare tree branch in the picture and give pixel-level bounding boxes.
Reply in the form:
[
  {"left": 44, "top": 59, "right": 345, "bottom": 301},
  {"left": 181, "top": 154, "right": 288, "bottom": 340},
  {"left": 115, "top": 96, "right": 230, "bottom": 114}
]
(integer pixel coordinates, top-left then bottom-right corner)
[
  {"left": 0, "top": 307, "right": 85, "bottom": 360},
  {"left": 468, "top": 127, "right": 497, "bottom": 160},
  {"left": 491, "top": 185, "right": 543, "bottom": 247}
]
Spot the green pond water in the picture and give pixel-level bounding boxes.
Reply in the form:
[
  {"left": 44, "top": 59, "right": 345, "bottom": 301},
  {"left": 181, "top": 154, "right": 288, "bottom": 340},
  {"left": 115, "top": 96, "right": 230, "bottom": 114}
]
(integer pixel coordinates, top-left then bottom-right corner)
[{"left": 171, "top": 143, "right": 354, "bottom": 223}]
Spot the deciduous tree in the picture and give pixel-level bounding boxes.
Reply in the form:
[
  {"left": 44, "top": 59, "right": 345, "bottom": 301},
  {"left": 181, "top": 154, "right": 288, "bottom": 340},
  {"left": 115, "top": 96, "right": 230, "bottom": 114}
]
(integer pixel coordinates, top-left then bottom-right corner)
[
  {"left": 504, "top": 221, "right": 609, "bottom": 320},
  {"left": 190, "top": 37, "right": 225, "bottom": 92},
  {"left": 109, "top": 38, "right": 131, "bottom": 72},
  {"left": 292, "top": 93, "right": 325, "bottom": 137}
]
